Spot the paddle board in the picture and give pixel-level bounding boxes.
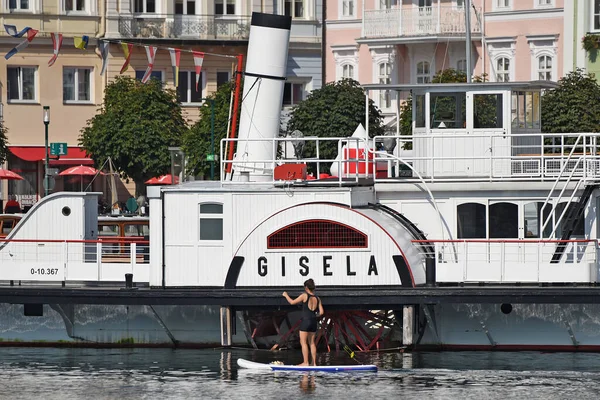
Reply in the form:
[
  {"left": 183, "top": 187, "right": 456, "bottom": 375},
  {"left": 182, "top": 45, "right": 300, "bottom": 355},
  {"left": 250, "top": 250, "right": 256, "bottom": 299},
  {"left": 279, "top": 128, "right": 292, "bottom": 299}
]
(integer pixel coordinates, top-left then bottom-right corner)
[{"left": 237, "top": 358, "right": 377, "bottom": 372}]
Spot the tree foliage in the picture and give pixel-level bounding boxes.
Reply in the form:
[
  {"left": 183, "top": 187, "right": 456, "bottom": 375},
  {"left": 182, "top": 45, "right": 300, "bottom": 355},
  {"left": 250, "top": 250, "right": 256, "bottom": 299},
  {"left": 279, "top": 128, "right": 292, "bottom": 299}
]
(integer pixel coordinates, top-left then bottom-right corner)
[
  {"left": 79, "top": 76, "right": 187, "bottom": 194},
  {"left": 541, "top": 68, "right": 600, "bottom": 133},
  {"left": 0, "top": 120, "right": 8, "bottom": 165},
  {"left": 286, "top": 79, "right": 384, "bottom": 162},
  {"left": 182, "top": 81, "right": 238, "bottom": 180}
]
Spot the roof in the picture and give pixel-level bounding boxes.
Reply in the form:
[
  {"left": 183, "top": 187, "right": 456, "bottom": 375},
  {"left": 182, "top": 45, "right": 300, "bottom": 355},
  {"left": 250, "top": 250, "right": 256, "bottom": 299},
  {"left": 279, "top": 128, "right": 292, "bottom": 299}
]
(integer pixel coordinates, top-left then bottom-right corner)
[{"left": 362, "top": 80, "right": 559, "bottom": 92}]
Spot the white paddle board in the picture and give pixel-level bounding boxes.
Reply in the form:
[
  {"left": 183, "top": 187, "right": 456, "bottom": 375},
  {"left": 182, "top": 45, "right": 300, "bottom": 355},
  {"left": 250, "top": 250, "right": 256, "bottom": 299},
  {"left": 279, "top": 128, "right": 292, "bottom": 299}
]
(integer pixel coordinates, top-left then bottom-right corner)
[{"left": 237, "top": 358, "right": 377, "bottom": 372}]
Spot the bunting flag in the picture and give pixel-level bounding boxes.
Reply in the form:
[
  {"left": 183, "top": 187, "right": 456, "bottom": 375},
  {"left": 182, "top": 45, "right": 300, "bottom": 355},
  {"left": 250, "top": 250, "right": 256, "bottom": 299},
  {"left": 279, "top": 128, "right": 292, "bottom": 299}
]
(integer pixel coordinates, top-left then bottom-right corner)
[
  {"left": 120, "top": 43, "right": 134, "bottom": 74},
  {"left": 74, "top": 35, "right": 89, "bottom": 50},
  {"left": 48, "top": 33, "right": 63, "bottom": 67},
  {"left": 141, "top": 46, "right": 158, "bottom": 83},
  {"left": 97, "top": 40, "right": 109, "bottom": 76},
  {"left": 4, "top": 26, "right": 38, "bottom": 60},
  {"left": 169, "top": 48, "right": 181, "bottom": 87},
  {"left": 192, "top": 51, "right": 205, "bottom": 91}
]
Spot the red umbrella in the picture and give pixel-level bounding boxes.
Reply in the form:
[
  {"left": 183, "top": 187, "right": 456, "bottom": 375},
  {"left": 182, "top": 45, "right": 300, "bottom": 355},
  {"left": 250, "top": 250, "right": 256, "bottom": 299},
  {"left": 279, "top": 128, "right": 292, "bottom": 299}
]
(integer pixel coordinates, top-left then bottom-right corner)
[
  {"left": 59, "top": 165, "right": 103, "bottom": 191},
  {"left": 145, "top": 175, "right": 179, "bottom": 185},
  {"left": 0, "top": 169, "right": 24, "bottom": 181}
]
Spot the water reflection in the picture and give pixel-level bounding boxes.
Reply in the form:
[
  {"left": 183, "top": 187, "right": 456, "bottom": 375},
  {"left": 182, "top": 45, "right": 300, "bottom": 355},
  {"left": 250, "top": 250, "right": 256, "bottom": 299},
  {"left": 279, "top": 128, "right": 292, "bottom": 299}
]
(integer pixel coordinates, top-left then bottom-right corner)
[{"left": 299, "top": 373, "right": 316, "bottom": 393}]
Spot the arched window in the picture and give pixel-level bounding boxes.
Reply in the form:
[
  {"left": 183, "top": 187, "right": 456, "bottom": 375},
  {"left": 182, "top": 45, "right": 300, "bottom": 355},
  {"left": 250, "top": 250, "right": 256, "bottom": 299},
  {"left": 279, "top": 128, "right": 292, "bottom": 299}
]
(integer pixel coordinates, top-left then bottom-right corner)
[
  {"left": 199, "top": 203, "right": 223, "bottom": 240},
  {"left": 556, "top": 202, "right": 584, "bottom": 237},
  {"left": 457, "top": 203, "right": 486, "bottom": 238},
  {"left": 489, "top": 202, "right": 518, "bottom": 238},
  {"left": 342, "top": 64, "right": 354, "bottom": 79},
  {"left": 538, "top": 55, "right": 552, "bottom": 81},
  {"left": 523, "top": 202, "right": 552, "bottom": 238},
  {"left": 267, "top": 220, "right": 368, "bottom": 248},
  {"left": 378, "top": 62, "right": 391, "bottom": 108},
  {"left": 416, "top": 61, "right": 431, "bottom": 84},
  {"left": 496, "top": 57, "right": 510, "bottom": 82}
]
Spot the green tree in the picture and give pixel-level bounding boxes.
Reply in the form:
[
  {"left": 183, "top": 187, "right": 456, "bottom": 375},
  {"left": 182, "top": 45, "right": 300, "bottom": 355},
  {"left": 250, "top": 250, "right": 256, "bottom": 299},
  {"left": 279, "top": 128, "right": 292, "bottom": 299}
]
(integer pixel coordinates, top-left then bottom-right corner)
[
  {"left": 182, "top": 81, "right": 238, "bottom": 180},
  {"left": 286, "top": 78, "right": 384, "bottom": 164},
  {"left": 0, "top": 120, "right": 8, "bottom": 165},
  {"left": 541, "top": 68, "right": 600, "bottom": 133},
  {"left": 79, "top": 76, "right": 187, "bottom": 195}
]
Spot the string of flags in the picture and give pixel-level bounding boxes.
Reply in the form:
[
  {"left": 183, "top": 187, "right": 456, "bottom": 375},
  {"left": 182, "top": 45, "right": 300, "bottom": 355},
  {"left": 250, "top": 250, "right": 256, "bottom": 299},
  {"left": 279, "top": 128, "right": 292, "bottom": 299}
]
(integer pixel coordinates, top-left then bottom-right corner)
[{"left": 3, "top": 24, "right": 237, "bottom": 89}]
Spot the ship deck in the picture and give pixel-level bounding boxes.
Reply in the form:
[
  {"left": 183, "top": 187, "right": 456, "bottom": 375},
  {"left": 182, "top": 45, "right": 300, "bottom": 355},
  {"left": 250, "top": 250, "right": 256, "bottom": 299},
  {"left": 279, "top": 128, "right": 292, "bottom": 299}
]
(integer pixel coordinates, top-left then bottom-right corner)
[{"left": 2, "top": 285, "right": 600, "bottom": 309}]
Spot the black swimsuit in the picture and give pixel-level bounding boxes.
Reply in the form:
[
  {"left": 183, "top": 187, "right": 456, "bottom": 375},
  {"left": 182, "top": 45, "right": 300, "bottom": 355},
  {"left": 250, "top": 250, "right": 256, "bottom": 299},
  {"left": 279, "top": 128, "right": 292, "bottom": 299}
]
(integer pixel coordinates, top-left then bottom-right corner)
[{"left": 299, "top": 294, "right": 320, "bottom": 333}]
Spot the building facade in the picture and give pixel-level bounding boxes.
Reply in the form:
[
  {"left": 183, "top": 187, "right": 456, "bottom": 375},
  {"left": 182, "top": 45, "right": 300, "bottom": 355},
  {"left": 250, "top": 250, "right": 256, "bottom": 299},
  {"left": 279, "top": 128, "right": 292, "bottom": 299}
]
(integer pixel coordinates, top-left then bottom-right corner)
[
  {"left": 325, "top": 0, "right": 568, "bottom": 130},
  {"left": 0, "top": 0, "right": 322, "bottom": 206}
]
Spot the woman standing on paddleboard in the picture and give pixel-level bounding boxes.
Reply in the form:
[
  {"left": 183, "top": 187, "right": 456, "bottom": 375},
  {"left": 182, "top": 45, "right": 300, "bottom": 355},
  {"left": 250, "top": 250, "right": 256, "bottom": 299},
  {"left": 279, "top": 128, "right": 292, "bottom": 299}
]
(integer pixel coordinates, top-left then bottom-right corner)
[{"left": 283, "top": 279, "right": 325, "bottom": 366}]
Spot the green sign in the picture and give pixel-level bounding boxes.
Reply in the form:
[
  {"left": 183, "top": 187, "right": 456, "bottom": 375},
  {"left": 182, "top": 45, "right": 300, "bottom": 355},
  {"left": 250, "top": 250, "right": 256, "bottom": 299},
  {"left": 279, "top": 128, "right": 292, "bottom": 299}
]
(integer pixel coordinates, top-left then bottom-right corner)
[
  {"left": 206, "top": 154, "right": 215, "bottom": 161},
  {"left": 50, "top": 142, "right": 68, "bottom": 156}
]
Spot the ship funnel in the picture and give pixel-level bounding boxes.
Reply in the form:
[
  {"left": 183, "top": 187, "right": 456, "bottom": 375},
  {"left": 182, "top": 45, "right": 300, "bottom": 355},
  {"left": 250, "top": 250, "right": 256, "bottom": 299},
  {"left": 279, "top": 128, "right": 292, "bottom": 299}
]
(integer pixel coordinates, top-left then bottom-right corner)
[{"left": 230, "top": 13, "right": 292, "bottom": 182}]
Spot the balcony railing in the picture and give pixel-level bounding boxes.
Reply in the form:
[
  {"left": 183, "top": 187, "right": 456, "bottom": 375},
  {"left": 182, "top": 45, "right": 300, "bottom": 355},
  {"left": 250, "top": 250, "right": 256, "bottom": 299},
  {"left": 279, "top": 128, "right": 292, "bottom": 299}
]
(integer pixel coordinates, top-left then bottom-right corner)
[
  {"left": 362, "top": 6, "right": 481, "bottom": 39},
  {"left": 116, "top": 14, "right": 251, "bottom": 40}
]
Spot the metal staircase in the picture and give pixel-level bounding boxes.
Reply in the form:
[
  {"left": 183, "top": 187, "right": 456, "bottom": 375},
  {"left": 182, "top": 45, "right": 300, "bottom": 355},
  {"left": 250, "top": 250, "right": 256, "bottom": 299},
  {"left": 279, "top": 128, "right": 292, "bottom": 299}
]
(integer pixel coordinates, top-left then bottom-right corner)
[{"left": 550, "top": 183, "right": 598, "bottom": 263}]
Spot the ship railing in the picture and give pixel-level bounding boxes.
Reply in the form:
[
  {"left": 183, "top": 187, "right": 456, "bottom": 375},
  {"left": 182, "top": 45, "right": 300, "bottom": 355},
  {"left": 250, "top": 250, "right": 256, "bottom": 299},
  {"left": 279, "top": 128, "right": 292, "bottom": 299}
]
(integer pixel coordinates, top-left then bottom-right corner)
[
  {"left": 372, "top": 132, "right": 600, "bottom": 183},
  {"left": 0, "top": 238, "right": 150, "bottom": 285},
  {"left": 220, "top": 136, "right": 372, "bottom": 185},
  {"left": 412, "top": 239, "right": 598, "bottom": 284}
]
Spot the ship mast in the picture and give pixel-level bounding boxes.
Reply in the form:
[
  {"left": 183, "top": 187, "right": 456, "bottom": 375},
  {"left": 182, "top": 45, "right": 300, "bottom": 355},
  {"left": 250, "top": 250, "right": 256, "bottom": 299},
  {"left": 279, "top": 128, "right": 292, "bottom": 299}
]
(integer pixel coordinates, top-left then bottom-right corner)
[{"left": 465, "top": 0, "right": 472, "bottom": 83}]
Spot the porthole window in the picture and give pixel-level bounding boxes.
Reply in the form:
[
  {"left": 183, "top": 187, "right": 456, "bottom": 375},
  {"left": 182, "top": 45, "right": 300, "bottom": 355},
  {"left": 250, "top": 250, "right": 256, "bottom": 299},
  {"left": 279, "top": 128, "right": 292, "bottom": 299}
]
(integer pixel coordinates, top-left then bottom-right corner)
[{"left": 62, "top": 206, "right": 71, "bottom": 216}]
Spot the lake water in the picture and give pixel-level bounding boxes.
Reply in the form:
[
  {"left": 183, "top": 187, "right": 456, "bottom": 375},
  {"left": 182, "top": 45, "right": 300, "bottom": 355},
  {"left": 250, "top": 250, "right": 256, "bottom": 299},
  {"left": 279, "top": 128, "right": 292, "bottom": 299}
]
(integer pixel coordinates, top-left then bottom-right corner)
[{"left": 0, "top": 347, "right": 599, "bottom": 399}]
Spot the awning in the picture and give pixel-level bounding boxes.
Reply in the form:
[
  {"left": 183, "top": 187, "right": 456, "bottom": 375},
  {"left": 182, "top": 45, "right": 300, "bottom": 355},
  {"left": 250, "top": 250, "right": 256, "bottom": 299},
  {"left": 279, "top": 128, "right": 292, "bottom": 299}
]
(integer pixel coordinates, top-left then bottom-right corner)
[{"left": 9, "top": 146, "right": 94, "bottom": 166}]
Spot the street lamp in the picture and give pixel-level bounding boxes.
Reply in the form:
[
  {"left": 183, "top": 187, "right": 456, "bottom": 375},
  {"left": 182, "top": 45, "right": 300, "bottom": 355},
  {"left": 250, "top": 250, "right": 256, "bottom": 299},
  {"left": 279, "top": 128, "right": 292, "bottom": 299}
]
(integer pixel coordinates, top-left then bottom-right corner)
[{"left": 43, "top": 106, "right": 50, "bottom": 197}]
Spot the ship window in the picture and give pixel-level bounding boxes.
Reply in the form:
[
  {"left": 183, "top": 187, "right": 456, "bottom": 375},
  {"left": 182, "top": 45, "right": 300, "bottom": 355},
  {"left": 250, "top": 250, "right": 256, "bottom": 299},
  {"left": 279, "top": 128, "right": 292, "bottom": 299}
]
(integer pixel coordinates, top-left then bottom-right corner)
[
  {"left": 489, "top": 202, "right": 518, "bottom": 238},
  {"left": 556, "top": 202, "right": 584, "bottom": 237},
  {"left": 199, "top": 203, "right": 223, "bottom": 240},
  {"left": 474, "top": 94, "right": 503, "bottom": 129},
  {"left": 524, "top": 202, "right": 552, "bottom": 238},
  {"left": 267, "top": 220, "right": 367, "bottom": 248},
  {"left": 430, "top": 93, "right": 466, "bottom": 129},
  {"left": 457, "top": 203, "right": 486, "bottom": 239},
  {"left": 414, "top": 94, "right": 425, "bottom": 128}
]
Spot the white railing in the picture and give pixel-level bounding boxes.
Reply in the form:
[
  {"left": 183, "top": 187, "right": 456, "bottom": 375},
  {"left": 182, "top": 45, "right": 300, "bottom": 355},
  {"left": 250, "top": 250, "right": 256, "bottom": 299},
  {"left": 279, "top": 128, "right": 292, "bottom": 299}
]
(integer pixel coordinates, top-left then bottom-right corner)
[
  {"left": 0, "top": 239, "right": 149, "bottom": 284},
  {"left": 414, "top": 239, "right": 599, "bottom": 284},
  {"left": 362, "top": 6, "right": 481, "bottom": 39},
  {"left": 219, "top": 132, "right": 600, "bottom": 185}
]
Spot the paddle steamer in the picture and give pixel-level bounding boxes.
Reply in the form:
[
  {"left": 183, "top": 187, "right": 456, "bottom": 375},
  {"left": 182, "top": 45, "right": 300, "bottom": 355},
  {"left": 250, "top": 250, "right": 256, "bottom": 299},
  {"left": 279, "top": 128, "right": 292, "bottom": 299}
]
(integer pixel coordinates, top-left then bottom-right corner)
[{"left": 1, "top": 12, "right": 600, "bottom": 351}]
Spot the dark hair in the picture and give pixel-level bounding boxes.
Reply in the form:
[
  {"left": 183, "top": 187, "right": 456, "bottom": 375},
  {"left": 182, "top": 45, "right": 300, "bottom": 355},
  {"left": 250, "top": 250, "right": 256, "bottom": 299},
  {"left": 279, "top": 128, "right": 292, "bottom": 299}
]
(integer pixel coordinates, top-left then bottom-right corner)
[{"left": 304, "top": 279, "right": 315, "bottom": 291}]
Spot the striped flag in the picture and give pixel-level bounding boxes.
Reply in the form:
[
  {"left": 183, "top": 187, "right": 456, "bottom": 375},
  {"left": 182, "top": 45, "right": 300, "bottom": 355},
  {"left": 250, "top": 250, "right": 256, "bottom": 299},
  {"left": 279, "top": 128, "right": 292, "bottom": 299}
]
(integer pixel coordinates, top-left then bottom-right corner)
[
  {"left": 97, "top": 40, "right": 109, "bottom": 76},
  {"left": 74, "top": 35, "right": 89, "bottom": 50},
  {"left": 4, "top": 26, "right": 38, "bottom": 60},
  {"left": 169, "top": 48, "right": 181, "bottom": 87},
  {"left": 120, "top": 43, "right": 134, "bottom": 74},
  {"left": 141, "top": 46, "right": 157, "bottom": 83},
  {"left": 48, "top": 33, "right": 63, "bottom": 67},
  {"left": 192, "top": 51, "right": 205, "bottom": 91}
]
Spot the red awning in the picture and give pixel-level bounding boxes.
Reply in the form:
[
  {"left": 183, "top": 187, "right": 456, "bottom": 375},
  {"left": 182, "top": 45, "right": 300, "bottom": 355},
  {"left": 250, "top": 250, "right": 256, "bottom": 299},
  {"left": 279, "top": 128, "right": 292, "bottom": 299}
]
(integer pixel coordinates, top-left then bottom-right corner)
[{"left": 9, "top": 146, "right": 94, "bottom": 166}]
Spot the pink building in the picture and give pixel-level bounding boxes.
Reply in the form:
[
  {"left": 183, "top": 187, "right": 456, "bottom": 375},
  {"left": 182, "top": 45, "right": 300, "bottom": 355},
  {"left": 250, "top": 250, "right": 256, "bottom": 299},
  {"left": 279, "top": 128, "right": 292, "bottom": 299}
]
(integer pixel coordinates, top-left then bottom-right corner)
[{"left": 325, "top": 0, "right": 566, "bottom": 128}]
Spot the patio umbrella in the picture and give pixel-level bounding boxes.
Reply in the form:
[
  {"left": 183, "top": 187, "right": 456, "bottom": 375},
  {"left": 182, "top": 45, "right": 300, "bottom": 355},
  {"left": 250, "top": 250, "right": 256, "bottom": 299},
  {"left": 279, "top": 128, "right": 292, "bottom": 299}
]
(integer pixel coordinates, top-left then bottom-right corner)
[
  {"left": 145, "top": 174, "right": 179, "bottom": 185},
  {"left": 59, "top": 165, "right": 103, "bottom": 191},
  {"left": 0, "top": 169, "right": 24, "bottom": 181}
]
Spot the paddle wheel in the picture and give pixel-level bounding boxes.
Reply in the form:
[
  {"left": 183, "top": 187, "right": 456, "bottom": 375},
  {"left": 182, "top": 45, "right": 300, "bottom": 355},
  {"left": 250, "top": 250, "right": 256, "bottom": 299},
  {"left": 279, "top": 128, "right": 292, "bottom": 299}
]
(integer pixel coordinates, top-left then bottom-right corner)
[{"left": 240, "top": 310, "right": 402, "bottom": 352}]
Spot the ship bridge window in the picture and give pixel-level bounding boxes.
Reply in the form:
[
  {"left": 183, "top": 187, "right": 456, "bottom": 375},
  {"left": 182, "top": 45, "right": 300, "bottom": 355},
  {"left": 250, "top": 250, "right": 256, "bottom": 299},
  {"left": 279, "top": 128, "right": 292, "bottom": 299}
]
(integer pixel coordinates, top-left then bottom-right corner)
[
  {"left": 489, "top": 202, "right": 518, "bottom": 238},
  {"left": 430, "top": 93, "right": 466, "bottom": 129},
  {"left": 457, "top": 203, "right": 486, "bottom": 239},
  {"left": 414, "top": 94, "right": 425, "bottom": 128},
  {"left": 199, "top": 203, "right": 223, "bottom": 241},
  {"left": 474, "top": 94, "right": 503, "bottom": 129},
  {"left": 267, "top": 220, "right": 367, "bottom": 249},
  {"left": 511, "top": 91, "right": 540, "bottom": 130}
]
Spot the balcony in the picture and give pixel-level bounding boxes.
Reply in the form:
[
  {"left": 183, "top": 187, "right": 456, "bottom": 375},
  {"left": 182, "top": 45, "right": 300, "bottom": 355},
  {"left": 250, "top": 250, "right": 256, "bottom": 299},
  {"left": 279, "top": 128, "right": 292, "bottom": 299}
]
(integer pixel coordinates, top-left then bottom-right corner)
[
  {"left": 362, "top": 6, "right": 481, "bottom": 40},
  {"left": 116, "top": 14, "right": 251, "bottom": 40}
]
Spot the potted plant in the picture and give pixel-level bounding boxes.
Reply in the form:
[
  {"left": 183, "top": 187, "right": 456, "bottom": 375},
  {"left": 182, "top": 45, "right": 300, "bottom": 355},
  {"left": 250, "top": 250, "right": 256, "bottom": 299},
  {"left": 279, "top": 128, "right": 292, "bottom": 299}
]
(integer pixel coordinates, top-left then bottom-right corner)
[{"left": 582, "top": 33, "right": 600, "bottom": 51}]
